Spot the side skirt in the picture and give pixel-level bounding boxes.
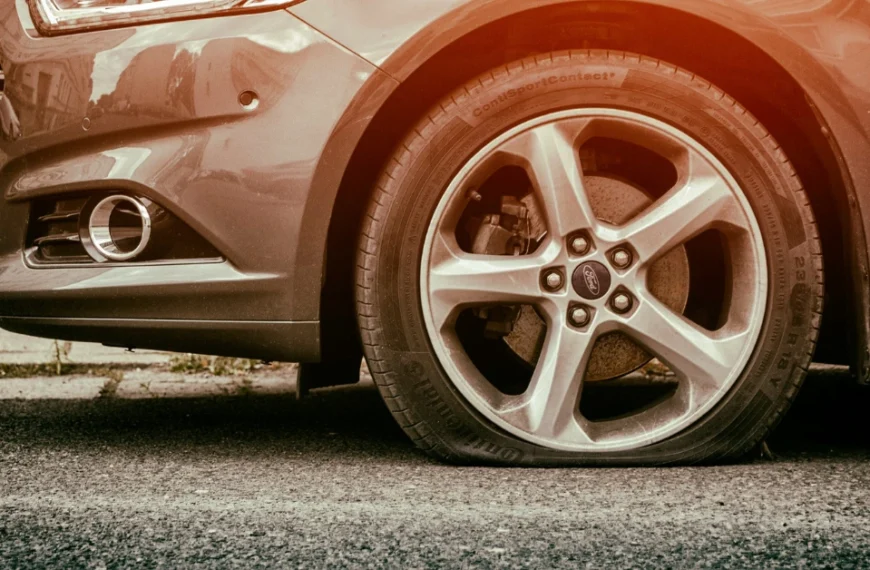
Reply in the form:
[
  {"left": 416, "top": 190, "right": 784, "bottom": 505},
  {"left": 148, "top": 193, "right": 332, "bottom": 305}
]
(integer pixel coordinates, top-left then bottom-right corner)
[{"left": 0, "top": 317, "right": 321, "bottom": 363}]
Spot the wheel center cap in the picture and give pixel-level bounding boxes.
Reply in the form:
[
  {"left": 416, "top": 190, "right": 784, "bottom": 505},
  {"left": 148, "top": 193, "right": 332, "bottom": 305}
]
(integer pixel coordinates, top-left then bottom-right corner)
[{"left": 572, "top": 261, "right": 611, "bottom": 300}]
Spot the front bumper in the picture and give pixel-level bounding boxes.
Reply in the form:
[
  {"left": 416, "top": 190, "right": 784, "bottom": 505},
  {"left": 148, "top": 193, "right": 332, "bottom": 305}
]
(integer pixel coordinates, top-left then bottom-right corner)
[{"left": 0, "top": 0, "right": 378, "bottom": 359}]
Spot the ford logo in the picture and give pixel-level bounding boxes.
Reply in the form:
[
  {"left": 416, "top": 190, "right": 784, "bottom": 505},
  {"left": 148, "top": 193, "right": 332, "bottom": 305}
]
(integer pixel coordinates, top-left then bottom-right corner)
[
  {"left": 583, "top": 265, "right": 600, "bottom": 296},
  {"left": 572, "top": 261, "right": 612, "bottom": 300}
]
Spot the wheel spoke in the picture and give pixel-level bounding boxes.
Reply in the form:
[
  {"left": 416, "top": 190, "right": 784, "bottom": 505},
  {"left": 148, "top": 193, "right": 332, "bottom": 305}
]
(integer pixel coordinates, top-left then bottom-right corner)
[
  {"left": 609, "top": 152, "right": 742, "bottom": 262},
  {"left": 499, "top": 323, "right": 596, "bottom": 442},
  {"left": 500, "top": 120, "right": 597, "bottom": 238},
  {"left": 427, "top": 232, "right": 553, "bottom": 330},
  {"left": 625, "top": 292, "right": 750, "bottom": 402}
]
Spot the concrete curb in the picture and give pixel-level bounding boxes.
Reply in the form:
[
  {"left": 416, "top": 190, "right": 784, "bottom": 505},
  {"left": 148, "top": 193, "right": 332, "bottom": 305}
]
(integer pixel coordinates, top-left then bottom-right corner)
[
  {"left": 0, "top": 330, "right": 172, "bottom": 365},
  {"left": 0, "top": 369, "right": 303, "bottom": 400},
  {"left": 0, "top": 330, "right": 308, "bottom": 400}
]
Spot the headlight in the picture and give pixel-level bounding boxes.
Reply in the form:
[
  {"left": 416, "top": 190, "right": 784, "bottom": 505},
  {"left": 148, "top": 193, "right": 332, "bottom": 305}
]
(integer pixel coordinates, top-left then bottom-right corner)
[{"left": 29, "top": 0, "right": 298, "bottom": 35}]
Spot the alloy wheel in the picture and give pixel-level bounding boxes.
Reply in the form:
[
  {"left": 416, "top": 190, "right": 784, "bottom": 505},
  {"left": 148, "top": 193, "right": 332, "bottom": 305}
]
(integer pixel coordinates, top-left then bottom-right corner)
[{"left": 420, "top": 108, "right": 768, "bottom": 452}]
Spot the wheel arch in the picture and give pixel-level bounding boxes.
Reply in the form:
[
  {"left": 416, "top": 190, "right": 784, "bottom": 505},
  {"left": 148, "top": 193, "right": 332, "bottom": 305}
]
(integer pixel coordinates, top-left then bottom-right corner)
[{"left": 313, "top": 0, "right": 866, "bottom": 372}]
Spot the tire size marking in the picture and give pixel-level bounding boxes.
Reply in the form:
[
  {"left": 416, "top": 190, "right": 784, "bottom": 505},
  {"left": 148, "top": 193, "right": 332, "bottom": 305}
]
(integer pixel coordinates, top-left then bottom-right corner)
[
  {"left": 769, "top": 281, "right": 813, "bottom": 389},
  {"left": 795, "top": 255, "right": 806, "bottom": 282}
]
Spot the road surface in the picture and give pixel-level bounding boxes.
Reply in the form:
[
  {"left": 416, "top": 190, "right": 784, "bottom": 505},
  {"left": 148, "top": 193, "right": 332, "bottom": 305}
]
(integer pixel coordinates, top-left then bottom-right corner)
[{"left": 1, "top": 370, "right": 869, "bottom": 568}]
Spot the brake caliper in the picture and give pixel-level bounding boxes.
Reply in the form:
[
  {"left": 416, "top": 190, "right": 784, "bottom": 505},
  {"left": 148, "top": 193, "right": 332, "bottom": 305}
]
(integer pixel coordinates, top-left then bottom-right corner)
[{"left": 470, "top": 194, "right": 546, "bottom": 339}]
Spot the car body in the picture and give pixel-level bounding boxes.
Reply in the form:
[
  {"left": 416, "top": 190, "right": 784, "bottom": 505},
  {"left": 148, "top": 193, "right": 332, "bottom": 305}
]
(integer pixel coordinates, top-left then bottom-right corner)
[{"left": 1, "top": 0, "right": 869, "bottom": 463}]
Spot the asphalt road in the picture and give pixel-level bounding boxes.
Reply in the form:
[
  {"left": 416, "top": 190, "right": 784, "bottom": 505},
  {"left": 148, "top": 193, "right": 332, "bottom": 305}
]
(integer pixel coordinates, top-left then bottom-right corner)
[{"left": 2, "top": 371, "right": 870, "bottom": 569}]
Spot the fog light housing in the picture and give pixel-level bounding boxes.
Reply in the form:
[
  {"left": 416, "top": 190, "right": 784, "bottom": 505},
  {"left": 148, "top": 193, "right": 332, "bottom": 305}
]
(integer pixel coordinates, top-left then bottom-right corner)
[{"left": 27, "top": 192, "right": 223, "bottom": 266}]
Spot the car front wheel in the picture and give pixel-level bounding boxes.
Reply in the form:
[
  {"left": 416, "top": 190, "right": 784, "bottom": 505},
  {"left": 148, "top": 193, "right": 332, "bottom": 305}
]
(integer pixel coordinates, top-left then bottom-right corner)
[{"left": 356, "top": 50, "right": 823, "bottom": 465}]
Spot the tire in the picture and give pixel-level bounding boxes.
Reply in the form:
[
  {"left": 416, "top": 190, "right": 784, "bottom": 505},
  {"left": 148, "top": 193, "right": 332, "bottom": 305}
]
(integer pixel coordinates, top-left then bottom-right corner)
[{"left": 356, "top": 50, "right": 823, "bottom": 465}]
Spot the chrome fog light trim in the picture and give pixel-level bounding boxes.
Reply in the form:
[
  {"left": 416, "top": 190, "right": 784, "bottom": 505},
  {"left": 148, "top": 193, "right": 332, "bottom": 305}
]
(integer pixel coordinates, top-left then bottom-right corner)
[{"left": 85, "top": 195, "right": 152, "bottom": 262}]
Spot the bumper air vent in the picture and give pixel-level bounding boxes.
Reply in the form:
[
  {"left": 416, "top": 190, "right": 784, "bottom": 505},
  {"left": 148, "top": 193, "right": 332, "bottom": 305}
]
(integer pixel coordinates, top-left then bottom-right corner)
[{"left": 28, "top": 197, "right": 90, "bottom": 263}]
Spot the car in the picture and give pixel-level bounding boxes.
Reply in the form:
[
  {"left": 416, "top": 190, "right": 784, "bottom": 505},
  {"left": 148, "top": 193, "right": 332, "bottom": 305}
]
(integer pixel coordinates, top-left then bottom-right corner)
[{"left": 0, "top": 0, "right": 867, "bottom": 466}]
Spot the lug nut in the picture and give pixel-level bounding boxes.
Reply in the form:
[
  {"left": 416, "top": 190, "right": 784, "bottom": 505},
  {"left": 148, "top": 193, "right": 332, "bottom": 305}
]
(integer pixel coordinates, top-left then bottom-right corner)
[
  {"left": 611, "top": 249, "right": 632, "bottom": 268},
  {"left": 544, "top": 271, "right": 563, "bottom": 291},
  {"left": 571, "top": 236, "right": 590, "bottom": 255},
  {"left": 611, "top": 293, "right": 633, "bottom": 313},
  {"left": 570, "top": 306, "right": 591, "bottom": 327}
]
